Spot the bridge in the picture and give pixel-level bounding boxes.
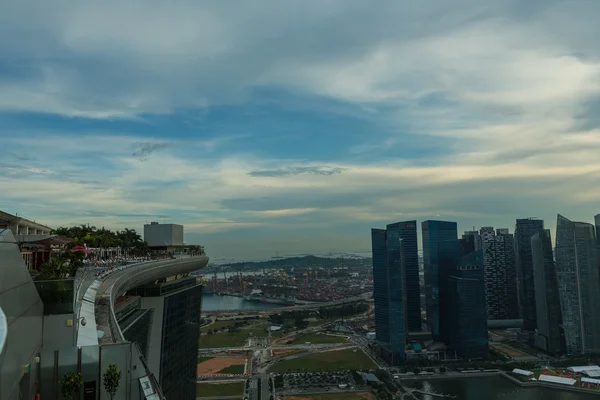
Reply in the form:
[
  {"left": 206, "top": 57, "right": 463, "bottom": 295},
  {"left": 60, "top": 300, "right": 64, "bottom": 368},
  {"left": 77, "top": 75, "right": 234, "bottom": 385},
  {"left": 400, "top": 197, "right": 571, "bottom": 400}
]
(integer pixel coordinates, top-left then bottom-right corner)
[{"left": 207, "top": 292, "right": 372, "bottom": 313}]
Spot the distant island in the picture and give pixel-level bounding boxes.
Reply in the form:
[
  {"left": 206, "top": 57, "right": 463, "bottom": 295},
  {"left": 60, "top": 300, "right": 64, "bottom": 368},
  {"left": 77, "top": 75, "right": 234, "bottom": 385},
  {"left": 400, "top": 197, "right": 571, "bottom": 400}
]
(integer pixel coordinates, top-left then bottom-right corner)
[{"left": 205, "top": 254, "right": 371, "bottom": 272}]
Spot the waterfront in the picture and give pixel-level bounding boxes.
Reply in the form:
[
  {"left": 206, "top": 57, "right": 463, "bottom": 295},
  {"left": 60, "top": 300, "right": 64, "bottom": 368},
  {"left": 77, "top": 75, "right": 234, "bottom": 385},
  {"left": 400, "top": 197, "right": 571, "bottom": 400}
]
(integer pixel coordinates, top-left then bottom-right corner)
[
  {"left": 403, "top": 376, "right": 599, "bottom": 399},
  {"left": 202, "top": 294, "right": 283, "bottom": 311}
]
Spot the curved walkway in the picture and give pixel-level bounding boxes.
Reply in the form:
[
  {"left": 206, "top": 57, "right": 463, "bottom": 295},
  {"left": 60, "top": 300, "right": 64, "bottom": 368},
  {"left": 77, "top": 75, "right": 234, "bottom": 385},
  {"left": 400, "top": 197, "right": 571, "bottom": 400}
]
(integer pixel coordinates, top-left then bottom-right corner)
[{"left": 75, "top": 256, "right": 209, "bottom": 347}]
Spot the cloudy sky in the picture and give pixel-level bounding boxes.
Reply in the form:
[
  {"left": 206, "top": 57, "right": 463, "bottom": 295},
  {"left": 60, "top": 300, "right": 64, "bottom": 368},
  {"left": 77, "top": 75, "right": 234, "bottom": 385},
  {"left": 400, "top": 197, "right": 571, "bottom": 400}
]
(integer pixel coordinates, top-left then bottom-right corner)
[{"left": 1, "top": 0, "right": 600, "bottom": 260}]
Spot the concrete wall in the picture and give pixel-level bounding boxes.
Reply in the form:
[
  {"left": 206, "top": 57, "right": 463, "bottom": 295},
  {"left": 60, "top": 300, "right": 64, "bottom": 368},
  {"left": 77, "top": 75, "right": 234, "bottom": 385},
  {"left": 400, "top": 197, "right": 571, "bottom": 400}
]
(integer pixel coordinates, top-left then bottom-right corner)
[
  {"left": 42, "top": 314, "right": 76, "bottom": 350},
  {"left": 0, "top": 230, "right": 44, "bottom": 400},
  {"left": 140, "top": 297, "right": 164, "bottom": 379},
  {"left": 144, "top": 223, "right": 184, "bottom": 247}
]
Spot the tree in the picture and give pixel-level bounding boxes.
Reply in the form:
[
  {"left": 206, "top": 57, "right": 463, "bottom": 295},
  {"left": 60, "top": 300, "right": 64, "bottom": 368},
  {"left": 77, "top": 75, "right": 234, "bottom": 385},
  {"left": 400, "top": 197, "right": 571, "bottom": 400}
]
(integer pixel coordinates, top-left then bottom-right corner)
[
  {"left": 60, "top": 371, "right": 82, "bottom": 400},
  {"left": 103, "top": 364, "right": 122, "bottom": 400},
  {"left": 294, "top": 317, "right": 309, "bottom": 330}
]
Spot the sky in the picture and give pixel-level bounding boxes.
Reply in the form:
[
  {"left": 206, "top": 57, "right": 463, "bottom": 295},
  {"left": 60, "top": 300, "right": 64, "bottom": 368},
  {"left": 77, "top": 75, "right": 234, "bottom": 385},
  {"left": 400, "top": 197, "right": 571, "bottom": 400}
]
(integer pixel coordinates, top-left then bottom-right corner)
[{"left": 1, "top": 0, "right": 600, "bottom": 261}]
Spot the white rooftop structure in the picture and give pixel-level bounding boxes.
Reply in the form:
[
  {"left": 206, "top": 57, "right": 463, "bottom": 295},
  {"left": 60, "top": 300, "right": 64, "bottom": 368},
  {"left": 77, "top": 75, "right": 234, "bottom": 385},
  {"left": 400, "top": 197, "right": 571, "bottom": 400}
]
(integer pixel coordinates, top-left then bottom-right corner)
[
  {"left": 512, "top": 368, "right": 534, "bottom": 376},
  {"left": 538, "top": 375, "right": 576, "bottom": 386},
  {"left": 567, "top": 365, "right": 600, "bottom": 377},
  {"left": 582, "top": 377, "right": 600, "bottom": 385}
]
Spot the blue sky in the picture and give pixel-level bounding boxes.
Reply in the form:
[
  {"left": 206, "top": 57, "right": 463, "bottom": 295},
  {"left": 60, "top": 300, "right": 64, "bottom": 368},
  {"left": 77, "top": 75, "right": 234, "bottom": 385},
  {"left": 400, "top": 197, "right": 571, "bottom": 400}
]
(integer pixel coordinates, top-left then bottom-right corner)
[{"left": 1, "top": 0, "right": 600, "bottom": 260}]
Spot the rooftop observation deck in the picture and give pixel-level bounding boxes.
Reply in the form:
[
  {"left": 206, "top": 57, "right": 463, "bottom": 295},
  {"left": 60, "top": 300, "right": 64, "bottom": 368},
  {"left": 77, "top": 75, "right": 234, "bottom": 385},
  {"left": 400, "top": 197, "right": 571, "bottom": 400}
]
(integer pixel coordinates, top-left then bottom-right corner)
[{"left": 77, "top": 255, "right": 209, "bottom": 347}]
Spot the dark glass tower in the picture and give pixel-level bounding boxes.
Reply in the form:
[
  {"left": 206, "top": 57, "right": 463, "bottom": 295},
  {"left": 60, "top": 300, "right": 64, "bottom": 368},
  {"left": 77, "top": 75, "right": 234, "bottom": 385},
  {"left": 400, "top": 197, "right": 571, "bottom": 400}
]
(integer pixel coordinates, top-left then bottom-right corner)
[
  {"left": 515, "top": 218, "right": 544, "bottom": 331},
  {"left": 595, "top": 214, "right": 600, "bottom": 245},
  {"left": 422, "top": 220, "right": 458, "bottom": 340},
  {"left": 387, "top": 221, "right": 420, "bottom": 332},
  {"left": 372, "top": 229, "right": 390, "bottom": 345},
  {"left": 129, "top": 277, "right": 203, "bottom": 400},
  {"left": 386, "top": 227, "right": 407, "bottom": 363},
  {"left": 447, "top": 249, "right": 489, "bottom": 359},
  {"left": 555, "top": 214, "right": 600, "bottom": 355},
  {"left": 531, "top": 230, "right": 564, "bottom": 354}
]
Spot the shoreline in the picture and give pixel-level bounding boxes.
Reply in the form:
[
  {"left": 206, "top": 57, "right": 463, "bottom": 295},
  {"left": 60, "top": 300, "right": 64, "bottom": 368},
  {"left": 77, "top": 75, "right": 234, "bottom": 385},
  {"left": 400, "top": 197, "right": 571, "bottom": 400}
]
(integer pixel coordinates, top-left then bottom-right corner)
[{"left": 400, "top": 371, "right": 600, "bottom": 396}]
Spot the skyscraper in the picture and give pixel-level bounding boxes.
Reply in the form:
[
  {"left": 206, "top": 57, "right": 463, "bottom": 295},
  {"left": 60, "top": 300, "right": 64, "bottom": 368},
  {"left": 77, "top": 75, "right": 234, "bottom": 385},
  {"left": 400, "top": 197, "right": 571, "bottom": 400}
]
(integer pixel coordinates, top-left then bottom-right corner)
[
  {"left": 532, "top": 230, "right": 564, "bottom": 354},
  {"left": 479, "top": 227, "right": 518, "bottom": 320},
  {"left": 555, "top": 214, "right": 600, "bottom": 355},
  {"left": 386, "top": 226, "right": 407, "bottom": 363},
  {"left": 129, "top": 277, "right": 203, "bottom": 399},
  {"left": 422, "top": 220, "right": 458, "bottom": 340},
  {"left": 372, "top": 229, "right": 390, "bottom": 345},
  {"left": 595, "top": 214, "right": 600, "bottom": 244},
  {"left": 387, "top": 221, "right": 420, "bottom": 333},
  {"left": 447, "top": 249, "right": 489, "bottom": 359},
  {"left": 501, "top": 230, "right": 519, "bottom": 319},
  {"left": 515, "top": 218, "right": 544, "bottom": 331}
]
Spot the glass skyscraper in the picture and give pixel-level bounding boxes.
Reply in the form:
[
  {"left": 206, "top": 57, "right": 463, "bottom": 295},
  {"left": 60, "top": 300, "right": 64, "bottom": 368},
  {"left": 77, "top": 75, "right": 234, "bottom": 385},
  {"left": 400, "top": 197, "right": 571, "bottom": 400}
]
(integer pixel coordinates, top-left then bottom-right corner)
[
  {"left": 371, "top": 221, "right": 420, "bottom": 363},
  {"left": 555, "top": 214, "right": 600, "bottom": 355},
  {"left": 447, "top": 249, "right": 489, "bottom": 359},
  {"left": 372, "top": 229, "right": 390, "bottom": 345},
  {"left": 422, "top": 220, "right": 458, "bottom": 340},
  {"left": 386, "top": 227, "right": 407, "bottom": 363},
  {"left": 515, "top": 218, "right": 544, "bottom": 331},
  {"left": 531, "top": 230, "right": 564, "bottom": 354},
  {"left": 387, "top": 221, "right": 420, "bottom": 332},
  {"left": 595, "top": 214, "right": 600, "bottom": 244}
]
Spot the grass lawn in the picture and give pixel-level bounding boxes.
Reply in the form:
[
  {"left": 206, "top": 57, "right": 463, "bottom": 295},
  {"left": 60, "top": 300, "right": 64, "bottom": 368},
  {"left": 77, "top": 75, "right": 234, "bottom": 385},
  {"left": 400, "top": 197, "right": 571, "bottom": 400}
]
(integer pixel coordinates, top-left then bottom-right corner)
[
  {"left": 199, "top": 331, "right": 252, "bottom": 348},
  {"left": 198, "top": 356, "right": 214, "bottom": 364},
  {"left": 196, "top": 381, "right": 245, "bottom": 397},
  {"left": 269, "top": 347, "right": 376, "bottom": 372},
  {"left": 291, "top": 333, "right": 347, "bottom": 345},
  {"left": 201, "top": 320, "right": 238, "bottom": 333},
  {"left": 218, "top": 364, "right": 246, "bottom": 374}
]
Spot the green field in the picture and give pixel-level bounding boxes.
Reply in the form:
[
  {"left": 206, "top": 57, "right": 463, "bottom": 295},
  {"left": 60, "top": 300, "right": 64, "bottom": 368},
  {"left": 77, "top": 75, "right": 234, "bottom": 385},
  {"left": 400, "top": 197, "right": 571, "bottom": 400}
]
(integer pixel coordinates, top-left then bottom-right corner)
[
  {"left": 291, "top": 333, "right": 347, "bottom": 345},
  {"left": 197, "top": 356, "right": 214, "bottom": 364},
  {"left": 269, "top": 347, "right": 376, "bottom": 372},
  {"left": 218, "top": 364, "right": 246, "bottom": 374},
  {"left": 201, "top": 320, "right": 238, "bottom": 333},
  {"left": 199, "top": 331, "right": 251, "bottom": 348},
  {"left": 196, "top": 381, "right": 245, "bottom": 397}
]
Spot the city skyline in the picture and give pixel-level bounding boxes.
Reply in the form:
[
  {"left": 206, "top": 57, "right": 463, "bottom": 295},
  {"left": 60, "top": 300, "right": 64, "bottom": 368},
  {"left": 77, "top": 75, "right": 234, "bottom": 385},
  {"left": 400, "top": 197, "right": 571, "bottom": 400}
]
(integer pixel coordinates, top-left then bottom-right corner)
[{"left": 2, "top": 1, "right": 600, "bottom": 260}]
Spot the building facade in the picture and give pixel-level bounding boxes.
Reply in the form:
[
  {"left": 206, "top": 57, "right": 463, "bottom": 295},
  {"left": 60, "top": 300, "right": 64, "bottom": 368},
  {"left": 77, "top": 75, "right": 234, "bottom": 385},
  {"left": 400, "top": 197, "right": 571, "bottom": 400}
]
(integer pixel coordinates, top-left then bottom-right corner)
[
  {"left": 447, "top": 249, "right": 489, "bottom": 359},
  {"left": 531, "top": 230, "right": 564, "bottom": 354},
  {"left": 479, "top": 227, "right": 518, "bottom": 320},
  {"left": 372, "top": 229, "right": 390, "bottom": 346},
  {"left": 515, "top": 218, "right": 545, "bottom": 331},
  {"left": 422, "top": 220, "right": 458, "bottom": 340},
  {"left": 129, "top": 277, "right": 203, "bottom": 400},
  {"left": 387, "top": 221, "right": 421, "bottom": 333},
  {"left": 595, "top": 214, "right": 600, "bottom": 244},
  {"left": 144, "top": 222, "right": 184, "bottom": 248},
  {"left": 555, "top": 214, "right": 600, "bottom": 355},
  {"left": 371, "top": 221, "right": 420, "bottom": 363},
  {"left": 385, "top": 227, "right": 407, "bottom": 363}
]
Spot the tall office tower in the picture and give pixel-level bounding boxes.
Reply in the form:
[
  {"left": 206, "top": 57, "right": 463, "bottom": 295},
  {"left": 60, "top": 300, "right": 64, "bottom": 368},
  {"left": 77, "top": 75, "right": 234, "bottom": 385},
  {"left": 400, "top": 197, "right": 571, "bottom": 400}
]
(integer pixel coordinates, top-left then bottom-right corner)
[
  {"left": 500, "top": 230, "right": 519, "bottom": 319},
  {"left": 532, "top": 230, "right": 564, "bottom": 354},
  {"left": 555, "top": 214, "right": 600, "bottom": 355},
  {"left": 447, "top": 249, "right": 489, "bottom": 359},
  {"left": 386, "top": 227, "right": 407, "bottom": 363},
  {"left": 461, "top": 231, "right": 481, "bottom": 253},
  {"left": 480, "top": 227, "right": 507, "bottom": 319},
  {"left": 422, "top": 220, "right": 458, "bottom": 341},
  {"left": 515, "top": 218, "right": 544, "bottom": 331},
  {"left": 479, "top": 227, "right": 518, "bottom": 320},
  {"left": 595, "top": 214, "right": 600, "bottom": 244},
  {"left": 386, "top": 221, "right": 420, "bottom": 332},
  {"left": 372, "top": 229, "right": 390, "bottom": 345},
  {"left": 129, "top": 277, "right": 203, "bottom": 399}
]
